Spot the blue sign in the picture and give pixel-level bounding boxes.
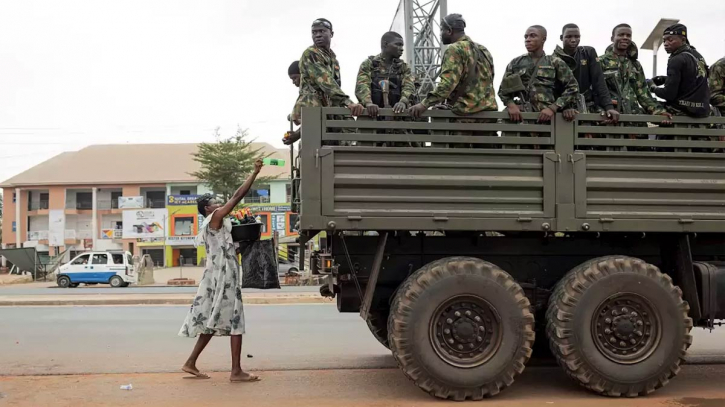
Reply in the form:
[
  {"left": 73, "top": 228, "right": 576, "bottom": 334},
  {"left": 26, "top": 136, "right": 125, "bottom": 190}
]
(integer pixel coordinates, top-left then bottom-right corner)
[{"left": 167, "top": 195, "right": 201, "bottom": 206}]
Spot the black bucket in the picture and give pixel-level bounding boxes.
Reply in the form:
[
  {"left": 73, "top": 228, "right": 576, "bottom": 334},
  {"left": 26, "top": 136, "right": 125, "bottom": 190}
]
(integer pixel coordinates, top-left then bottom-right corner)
[{"left": 231, "top": 223, "right": 263, "bottom": 242}]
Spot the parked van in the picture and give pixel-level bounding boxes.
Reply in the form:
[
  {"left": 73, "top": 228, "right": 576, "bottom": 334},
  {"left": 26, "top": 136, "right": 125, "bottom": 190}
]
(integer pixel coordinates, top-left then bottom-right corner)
[{"left": 56, "top": 251, "right": 135, "bottom": 288}]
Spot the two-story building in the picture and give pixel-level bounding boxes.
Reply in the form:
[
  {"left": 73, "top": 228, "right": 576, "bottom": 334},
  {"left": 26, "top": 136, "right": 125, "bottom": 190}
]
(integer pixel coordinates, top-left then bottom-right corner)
[{"left": 1, "top": 143, "right": 292, "bottom": 268}]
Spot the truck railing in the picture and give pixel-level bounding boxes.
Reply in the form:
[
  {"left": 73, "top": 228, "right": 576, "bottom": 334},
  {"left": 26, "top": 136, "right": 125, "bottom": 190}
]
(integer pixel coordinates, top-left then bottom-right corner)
[{"left": 299, "top": 107, "right": 725, "bottom": 234}]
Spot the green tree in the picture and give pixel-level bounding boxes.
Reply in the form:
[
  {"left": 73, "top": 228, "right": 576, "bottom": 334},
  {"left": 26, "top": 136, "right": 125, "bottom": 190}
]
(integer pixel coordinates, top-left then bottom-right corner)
[{"left": 190, "top": 127, "right": 273, "bottom": 201}]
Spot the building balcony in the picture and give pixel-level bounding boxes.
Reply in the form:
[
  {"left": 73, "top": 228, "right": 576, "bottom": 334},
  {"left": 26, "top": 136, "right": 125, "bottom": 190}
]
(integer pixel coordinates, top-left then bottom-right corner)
[
  {"left": 97, "top": 199, "right": 121, "bottom": 210},
  {"left": 28, "top": 230, "right": 49, "bottom": 241},
  {"left": 145, "top": 198, "right": 166, "bottom": 209},
  {"left": 29, "top": 200, "right": 50, "bottom": 211}
]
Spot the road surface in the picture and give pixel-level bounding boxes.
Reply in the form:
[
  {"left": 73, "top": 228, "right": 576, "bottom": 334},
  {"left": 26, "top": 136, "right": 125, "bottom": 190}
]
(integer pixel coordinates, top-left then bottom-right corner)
[
  {"left": 0, "top": 284, "right": 319, "bottom": 296},
  {"left": 2, "top": 304, "right": 725, "bottom": 377}
]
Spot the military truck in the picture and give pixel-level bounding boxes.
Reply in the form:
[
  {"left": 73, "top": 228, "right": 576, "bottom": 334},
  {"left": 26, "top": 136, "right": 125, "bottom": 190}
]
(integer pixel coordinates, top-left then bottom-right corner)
[{"left": 294, "top": 107, "right": 725, "bottom": 401}]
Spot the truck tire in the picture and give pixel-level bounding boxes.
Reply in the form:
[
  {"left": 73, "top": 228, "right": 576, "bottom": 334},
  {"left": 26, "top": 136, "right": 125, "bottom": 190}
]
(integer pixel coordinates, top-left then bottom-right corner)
[
  {"left": 547, "top": 256, "right": 693, "bottom": 397},
  {"left": 388, "top": 257, "right": 535, "bottom": 401},
  {"left": 366, "top": 311, "right": 390, "bottom": 349}
]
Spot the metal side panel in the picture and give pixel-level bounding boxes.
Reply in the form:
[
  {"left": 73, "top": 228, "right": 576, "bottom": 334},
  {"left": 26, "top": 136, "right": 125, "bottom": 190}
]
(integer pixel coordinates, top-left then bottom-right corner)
[
  {"left": 322, "top": 148, "right": 550, "bottom": 219},
  {"left": 579, "top": 153, "right": 725, "bottom": 223}
]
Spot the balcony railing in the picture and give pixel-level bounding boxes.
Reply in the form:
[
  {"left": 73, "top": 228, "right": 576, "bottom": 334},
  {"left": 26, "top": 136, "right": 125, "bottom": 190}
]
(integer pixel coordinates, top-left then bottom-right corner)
[
  {"left": 29, "top": 200, "right": 50, "bottom": 210},
  {"left": 145, "top": 198, "right": 166, "bottom": 208},
  {"left": 244, "top": 196, "right": 271, "bottom": 204},
  {"left": 76, "top": 229, "right": 92, "bottom": 240},
  {"left": 97, "top": 199, "right": 121, "bottom": 210},
  {"left": 75, "top": 201, "right": 93, "bottom": 210},
  {"left": 28, "top": 230, "right": 49, "bottom": 241},
  {"left": 64, "top": 230, "right": 76, "bottom": 240}
]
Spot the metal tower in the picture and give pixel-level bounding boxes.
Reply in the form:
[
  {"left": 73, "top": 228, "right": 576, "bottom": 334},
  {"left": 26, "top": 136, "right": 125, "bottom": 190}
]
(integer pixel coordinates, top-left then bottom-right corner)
[{"left": 390, "top": 0, "right": 447, "bottom": 96}]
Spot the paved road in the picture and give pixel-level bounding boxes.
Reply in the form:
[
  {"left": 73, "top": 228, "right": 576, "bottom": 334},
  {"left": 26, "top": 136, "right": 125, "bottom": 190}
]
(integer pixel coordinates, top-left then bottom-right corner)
[
  {"left": 1, "top": 304, "right": 725, "bottom": 377},
  {"left": 0, "top": 285, "right": 320, "bottom": 296}
]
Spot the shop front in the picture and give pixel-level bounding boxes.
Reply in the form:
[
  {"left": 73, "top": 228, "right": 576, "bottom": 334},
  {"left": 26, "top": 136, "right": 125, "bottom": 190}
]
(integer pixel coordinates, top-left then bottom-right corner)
[{"left": 165, "top": 195, "right": 206, "bottom": 267}]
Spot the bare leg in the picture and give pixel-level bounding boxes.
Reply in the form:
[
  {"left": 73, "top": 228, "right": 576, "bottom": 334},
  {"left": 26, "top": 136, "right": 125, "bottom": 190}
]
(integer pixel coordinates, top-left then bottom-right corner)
[
  {"left": 229, "top": 335, "right": 260, "bottom": 382},
  {"left": 182, "top": 334, "right": 212, "bottom": 378}
]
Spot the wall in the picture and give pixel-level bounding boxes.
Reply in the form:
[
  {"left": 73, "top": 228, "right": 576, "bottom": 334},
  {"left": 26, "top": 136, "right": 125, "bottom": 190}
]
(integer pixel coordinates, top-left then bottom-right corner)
[
  {"left": 1, "top": 187, "right": 17, "bottom": 245},
  {"left": 28, "top": 215, "right": 49, "bottom": 232},
  {"left": 100, "top": 214, "right": 122, "bottom": 230},
  {"left": 197, "top": 184, "right": 212, "bottom": 195},
  {"left": 94, "top": 240, "right": 123, "bottom": 251},
  {"left": 169, "top": 186, "right": 198, "bottom": 195},
  {"left": 270, "top": 181, "right": 288, "bottom": 203},
  {"left": 48, "top": 187, "right": 65, "bottom": 210}
]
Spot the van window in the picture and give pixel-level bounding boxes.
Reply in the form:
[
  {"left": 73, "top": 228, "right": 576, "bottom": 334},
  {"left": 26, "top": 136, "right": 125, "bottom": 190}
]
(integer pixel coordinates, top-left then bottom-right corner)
[
  {"left": 112, "top": 253, "right": 125, "bottom": 265},
  {"left": 71, "top": 254, "right": 90, "bottom": 265},
  {"left": 92, "top": 254, "right": 108, "bottom": 265}
]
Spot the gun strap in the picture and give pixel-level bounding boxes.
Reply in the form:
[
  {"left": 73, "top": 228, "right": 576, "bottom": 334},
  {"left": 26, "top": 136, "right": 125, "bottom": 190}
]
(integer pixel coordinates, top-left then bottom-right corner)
[{"left": 448, "top": 45, "right": 488, "bottom": 105}]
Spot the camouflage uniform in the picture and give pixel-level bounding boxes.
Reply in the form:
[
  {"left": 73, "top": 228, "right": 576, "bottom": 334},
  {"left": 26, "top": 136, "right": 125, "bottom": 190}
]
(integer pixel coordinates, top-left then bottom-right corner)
[
  {"left": 598, "top": 42, "right": 666, "bottom": 115},
  {"left": 498, "top": 54, "right": 579, "bottom": 112},
  {"left": 354, "top": 55, "right": 418, "bottom": 147},
  {"left": 292, "top": 45, "right": 353, "bottom": 123},
  {"left": 420, "top": 35, "right": 497, "bottom": 147},
  {"left": 710, "top": 57, "right": 725, "bottom": 116}
]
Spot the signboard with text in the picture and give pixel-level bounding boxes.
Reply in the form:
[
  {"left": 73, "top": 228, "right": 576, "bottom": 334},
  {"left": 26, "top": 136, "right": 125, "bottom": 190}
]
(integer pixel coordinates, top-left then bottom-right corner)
[
  {"left": 167, "top": 195, "right": 201, "bottom": 206},
  {"left": 119, "top": 196, "right": 144, "bottom": 209},
  {"left": 122, "top": 209, "right": 167, "bottom": 239}
]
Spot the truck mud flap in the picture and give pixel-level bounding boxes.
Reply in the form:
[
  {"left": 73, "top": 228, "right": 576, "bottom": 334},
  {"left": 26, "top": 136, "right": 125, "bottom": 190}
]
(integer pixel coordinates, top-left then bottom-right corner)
[{"left": 693, "top": 262, "right": 725, "bottom": 325}]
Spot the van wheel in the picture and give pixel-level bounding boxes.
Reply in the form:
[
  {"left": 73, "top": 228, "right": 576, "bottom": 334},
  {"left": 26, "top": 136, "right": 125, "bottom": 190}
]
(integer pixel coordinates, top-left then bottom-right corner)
[
  {"left": 547, "top": 256, "right": 692, "bottom": 397},
  {"left": 388, "top": 257, "right": 535, "bottom": 400},
  {"left": 57, "top": 276, "right": 71, "bottom": 288},
  {"left": 109, "top": 276, "right": 124, "bottom": 288}
]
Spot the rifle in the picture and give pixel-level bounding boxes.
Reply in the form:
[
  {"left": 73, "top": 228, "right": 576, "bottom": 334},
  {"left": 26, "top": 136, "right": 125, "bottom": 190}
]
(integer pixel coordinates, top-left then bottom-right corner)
[{"left": 500, "top": 73, "right": 534, "bottom": 113}]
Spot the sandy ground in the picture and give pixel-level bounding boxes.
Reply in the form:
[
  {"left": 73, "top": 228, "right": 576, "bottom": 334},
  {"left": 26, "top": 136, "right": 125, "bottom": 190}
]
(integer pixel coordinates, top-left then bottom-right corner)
[{"left": 1, "top": 366, "right": 725, "bottom": 407}]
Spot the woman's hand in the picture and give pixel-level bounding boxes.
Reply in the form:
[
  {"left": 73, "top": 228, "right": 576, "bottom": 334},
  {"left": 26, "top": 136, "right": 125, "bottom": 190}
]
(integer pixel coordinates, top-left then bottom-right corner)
[{"left": 254, "top": 159, "right": 264, "bottom": 174}]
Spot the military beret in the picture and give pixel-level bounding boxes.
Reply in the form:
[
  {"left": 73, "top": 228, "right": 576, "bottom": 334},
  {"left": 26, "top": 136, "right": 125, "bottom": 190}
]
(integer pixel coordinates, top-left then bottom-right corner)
[
  {"left": 312, "top": 18, "right": 333, "bottom": 31},
  {"left": 664, "top": 23, "right": 687, "bottom": 38}
]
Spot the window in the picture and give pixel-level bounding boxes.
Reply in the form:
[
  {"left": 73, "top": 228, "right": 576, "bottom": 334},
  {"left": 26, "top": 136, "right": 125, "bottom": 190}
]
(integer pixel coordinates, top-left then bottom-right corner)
[
  {"left": 174, "top": 216, "right": 194, "bottom": 236},
  {"left": 146, "top": 191, "right": 166, "bottom": 208},
  {"left": 13, "top": 192, "right": 16, "bottom": 203},
  {"left": 111, "top": 191, "right": 122, "bottom": 209},
  {"left": 288, "top": 213, "right": 299, "bottom": 234},
  {"left": 71, "top": 254, "right": 90, "bottom": 265},
  {"left": 77, "top": 192, "right": 92, "bottom": 209},
  {"left": 39, "top": 193, "right": 49, "bottom": 210},
  {"left": 92, "top": 254, "right": 108, "bottom": 265},
  {"left": 180, "top": 190, "right": 191, "bottom": 195},
  {"left": 111, "top": 253, "right": 124, "bottom": 265}
]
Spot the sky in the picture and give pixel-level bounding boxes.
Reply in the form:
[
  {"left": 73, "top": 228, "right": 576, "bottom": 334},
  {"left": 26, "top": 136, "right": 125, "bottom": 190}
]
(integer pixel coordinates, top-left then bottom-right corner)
[{"left": 1, "top": 0, "right": 724, "bottom": 185}]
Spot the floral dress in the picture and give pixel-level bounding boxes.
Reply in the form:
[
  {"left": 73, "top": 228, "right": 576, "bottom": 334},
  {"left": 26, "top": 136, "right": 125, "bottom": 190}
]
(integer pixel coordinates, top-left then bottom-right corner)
[{"left": 179, "top": 210, "right": 245, "bottom": 337}]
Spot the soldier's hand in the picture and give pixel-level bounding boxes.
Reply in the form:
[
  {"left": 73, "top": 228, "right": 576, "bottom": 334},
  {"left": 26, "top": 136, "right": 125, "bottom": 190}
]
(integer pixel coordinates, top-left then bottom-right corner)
[
  {"left": 409, "top": 103, "right": 428, "bottom": 119},
  {"left": 603, "top": 109, "right": 620, "bottom": 125},
  {"left": 506, "top": 104, "right": 522, "bottom": 122},
  {"left": 365, "top": 103, "right": 379, "bottom": 117},
  {"left": 659, "top": 112, "right": 673, "bottom": 126},
  {"left": 563, "top": 109, "right": 578, "bottom": 122},
  {"left": 652, "top": 76, "right": 667, "bottom": 86},
  {"left": 393, "top": 102, "right": 407, "bottom": 114},
  {"left": 348, "top": 103, "right": 365, "bottom": 117},
  {"left": 538, "top": 107, "right": 556, "bottom": 123}
]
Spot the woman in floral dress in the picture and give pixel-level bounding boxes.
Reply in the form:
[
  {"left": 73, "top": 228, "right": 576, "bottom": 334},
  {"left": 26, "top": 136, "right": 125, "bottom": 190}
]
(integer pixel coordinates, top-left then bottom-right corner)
[{"left": 179, "top": 159, "right": 263, "bottom": 382}]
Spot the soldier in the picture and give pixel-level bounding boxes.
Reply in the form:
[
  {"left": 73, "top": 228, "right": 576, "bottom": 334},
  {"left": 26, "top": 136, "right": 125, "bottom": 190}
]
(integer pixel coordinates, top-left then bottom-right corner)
[
  {"left": 648, "top": 24, "right": 710, "bottom": 118},
  {"left": 711, "top": 57, "right": 725, "bottom": 116},
  {"left": 553, "top": 23, "right": 619, "bottom": 123},
  {"left": 291, "top": 18, "right": 364, "bottom": 126},
  {"left": 408, "top": 14, "right": 497, "bottom": 146},
  {"left": 288, "top": 60, "right": 301, "bottom": 88},
  {"left": 355, "top": 31, "right": 414, "bottom": 116},
  {"left": 499, "top": 25, "right": 579, "bottom": 123},
  {"left": 598, "top": 24, "right": 671, "bottom": 122}
]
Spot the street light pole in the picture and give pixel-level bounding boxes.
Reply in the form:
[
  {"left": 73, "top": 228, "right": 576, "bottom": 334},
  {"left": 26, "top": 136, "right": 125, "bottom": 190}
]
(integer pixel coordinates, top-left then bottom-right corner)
[{"left": 641, "top": 18, "right": 680, "bottom": 78}]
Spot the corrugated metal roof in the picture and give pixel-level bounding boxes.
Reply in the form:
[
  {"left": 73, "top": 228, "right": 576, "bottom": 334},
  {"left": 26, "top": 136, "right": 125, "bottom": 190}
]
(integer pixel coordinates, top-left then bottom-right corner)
[{"left": 0, "top": 143, "right": 291, "bottom": 187}]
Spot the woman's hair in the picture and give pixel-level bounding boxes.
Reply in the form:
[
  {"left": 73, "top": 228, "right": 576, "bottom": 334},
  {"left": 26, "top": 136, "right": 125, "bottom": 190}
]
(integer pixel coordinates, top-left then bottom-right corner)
[{"left": 196, "top": 193, "right": 214, "bottom": 216}]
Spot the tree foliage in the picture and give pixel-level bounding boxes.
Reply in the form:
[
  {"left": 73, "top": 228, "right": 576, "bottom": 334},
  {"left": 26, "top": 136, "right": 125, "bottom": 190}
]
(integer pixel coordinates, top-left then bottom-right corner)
[{"left": 190, "top": 127, "right": 273, "bottom": 201}]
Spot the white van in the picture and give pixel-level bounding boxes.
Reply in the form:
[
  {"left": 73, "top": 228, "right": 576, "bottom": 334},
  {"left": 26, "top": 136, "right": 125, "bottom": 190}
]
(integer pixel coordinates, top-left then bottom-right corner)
[{"left": 57, "top": 251, "right": 136, "bottom": 288}]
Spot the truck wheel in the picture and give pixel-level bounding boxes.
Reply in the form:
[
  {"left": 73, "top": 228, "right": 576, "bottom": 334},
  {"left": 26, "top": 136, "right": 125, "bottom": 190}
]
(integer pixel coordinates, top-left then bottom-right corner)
[
  {"left": 388, "top": 257, "right": 535, "bottom": 401},
  {"left": 109, "top": 276, "right": 124, "bottom": 288},
  {"left": 366, "top": 311, "right": 390, "bottom": 349},
  {"left": 547, "top": 256, "right": 693, "bottom": 397},
  {"left": 57, "top": 276, "right": 71, "bottom": 288}
]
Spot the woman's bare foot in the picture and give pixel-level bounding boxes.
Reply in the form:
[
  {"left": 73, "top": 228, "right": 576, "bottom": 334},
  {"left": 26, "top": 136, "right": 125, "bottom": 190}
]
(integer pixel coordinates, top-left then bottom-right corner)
[
  {"left": 182, "top": 363, "right": 210, "bottom": 379},
  {"left": 230, "top": 369, "right": 260, "bottom": 382}
]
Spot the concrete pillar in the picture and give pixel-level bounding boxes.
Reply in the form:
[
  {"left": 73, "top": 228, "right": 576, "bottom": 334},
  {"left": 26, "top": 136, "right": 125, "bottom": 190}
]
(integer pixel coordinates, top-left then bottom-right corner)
[
  {"left": 15, "top": 188, "right": 21, "bottom": 246},
  {"left": 92, "top": 187, "right": 98, "bottom": 249}
]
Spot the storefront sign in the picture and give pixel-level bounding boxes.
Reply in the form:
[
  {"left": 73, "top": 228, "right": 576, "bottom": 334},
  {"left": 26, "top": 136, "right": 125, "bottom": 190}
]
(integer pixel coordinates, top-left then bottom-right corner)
[
  {"left": 166, "top": 236, "right": 196, "bottom": 246},
  {"left": 246, "top": 205, "right": 292, "bottom": 212},
  {"left": 122, "top": 209, "right": 167, "bottom": 238},
  {"left": 119, "top": 196, "right": 144, "bottom": 209},
  {"left": 167, "top": 195, "right": 201, "bottom": 206}
]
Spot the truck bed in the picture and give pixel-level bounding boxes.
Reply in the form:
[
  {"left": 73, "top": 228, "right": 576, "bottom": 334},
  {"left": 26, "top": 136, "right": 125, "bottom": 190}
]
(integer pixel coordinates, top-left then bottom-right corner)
[{"left": 299, "top": 108, "right": 725, "bottom": 233}]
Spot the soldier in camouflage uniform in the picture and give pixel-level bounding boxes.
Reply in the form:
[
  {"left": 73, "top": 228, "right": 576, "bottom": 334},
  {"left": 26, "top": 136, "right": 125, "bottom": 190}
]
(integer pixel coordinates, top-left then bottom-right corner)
[
  {"left": 598, "top": 24, "right": 670, "bottom": 119},
  {"left": 355, "top": 32, "right": 417, "bottom": 147},
  {"left": 499, "top": 25, "right": 579, "bottom": 123},
  {"left": 292, "top": 18, "right": 363, "bottom": 127},
  {"left": 709, "top": 57, "right": 725, "bottom": 116},
  {"left": 408, "top": 14, "right": 498, "bottom": 147}
]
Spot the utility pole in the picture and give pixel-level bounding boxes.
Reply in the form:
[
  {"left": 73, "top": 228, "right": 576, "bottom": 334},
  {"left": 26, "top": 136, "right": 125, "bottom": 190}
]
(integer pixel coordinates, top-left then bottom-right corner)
[{"left": 391, "top": 0, "right": 447, "bottom": 96}]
